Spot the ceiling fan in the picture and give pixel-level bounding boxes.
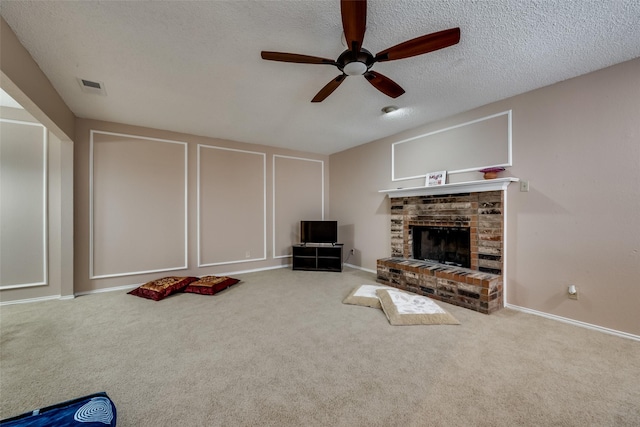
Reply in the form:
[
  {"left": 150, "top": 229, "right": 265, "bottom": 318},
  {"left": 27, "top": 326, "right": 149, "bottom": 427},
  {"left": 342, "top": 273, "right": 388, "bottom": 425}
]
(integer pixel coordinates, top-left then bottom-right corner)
[{"left": 261, "top": 0, "right": 460, "bottom": 102}]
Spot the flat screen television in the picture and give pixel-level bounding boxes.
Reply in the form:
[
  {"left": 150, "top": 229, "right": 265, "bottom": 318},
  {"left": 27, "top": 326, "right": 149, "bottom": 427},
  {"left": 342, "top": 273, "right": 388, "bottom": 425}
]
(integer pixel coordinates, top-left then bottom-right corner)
[{"left": 300, "top": 220, "right": 338, "bottom": 244}]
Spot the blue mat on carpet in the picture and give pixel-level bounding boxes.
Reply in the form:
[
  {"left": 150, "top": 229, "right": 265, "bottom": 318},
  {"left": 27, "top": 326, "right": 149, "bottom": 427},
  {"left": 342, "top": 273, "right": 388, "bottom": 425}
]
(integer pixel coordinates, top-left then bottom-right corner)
[{"left": 0, "top": 392, "right": 116, "bottom": 426}]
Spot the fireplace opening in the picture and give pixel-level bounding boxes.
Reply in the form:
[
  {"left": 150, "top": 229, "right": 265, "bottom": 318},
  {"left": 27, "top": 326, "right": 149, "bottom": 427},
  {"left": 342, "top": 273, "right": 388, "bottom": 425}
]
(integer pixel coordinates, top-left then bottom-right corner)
[{"left": 412, "top": 226, "right": 471, "bottom": 268}]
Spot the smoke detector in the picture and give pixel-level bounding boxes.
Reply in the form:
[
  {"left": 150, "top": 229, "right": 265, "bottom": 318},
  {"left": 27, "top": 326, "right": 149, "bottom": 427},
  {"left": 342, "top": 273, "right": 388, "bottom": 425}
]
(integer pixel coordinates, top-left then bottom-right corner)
[{"left": 77, "top": 78, "right": 107, "bottom": 96}]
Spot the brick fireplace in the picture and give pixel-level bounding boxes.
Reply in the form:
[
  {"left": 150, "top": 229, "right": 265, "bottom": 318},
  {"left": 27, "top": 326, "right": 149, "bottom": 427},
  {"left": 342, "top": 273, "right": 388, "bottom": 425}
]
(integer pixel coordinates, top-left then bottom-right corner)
[{"left": 377, "top": 189, "right": 506, "bottom": 314}]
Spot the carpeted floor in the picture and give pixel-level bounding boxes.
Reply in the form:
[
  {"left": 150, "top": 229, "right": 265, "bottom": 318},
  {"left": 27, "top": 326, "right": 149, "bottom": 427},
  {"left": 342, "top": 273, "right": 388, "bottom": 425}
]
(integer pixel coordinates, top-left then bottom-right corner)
[{"left": 1, "top": 267, "right": 639, "bottom": 426}]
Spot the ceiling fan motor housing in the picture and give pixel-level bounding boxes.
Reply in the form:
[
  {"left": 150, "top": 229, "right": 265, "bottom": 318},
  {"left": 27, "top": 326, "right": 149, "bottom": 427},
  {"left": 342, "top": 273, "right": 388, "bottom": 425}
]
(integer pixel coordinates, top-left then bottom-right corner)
[{"left": 337, "top": 48, "right": 374, "bottom": 75}]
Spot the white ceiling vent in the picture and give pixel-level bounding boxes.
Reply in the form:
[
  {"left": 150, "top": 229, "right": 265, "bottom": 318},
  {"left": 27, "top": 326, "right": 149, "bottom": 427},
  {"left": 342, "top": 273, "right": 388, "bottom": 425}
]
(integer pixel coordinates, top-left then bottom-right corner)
[{"left": 77, "top": 78, "right": 107, "bottom": 95}]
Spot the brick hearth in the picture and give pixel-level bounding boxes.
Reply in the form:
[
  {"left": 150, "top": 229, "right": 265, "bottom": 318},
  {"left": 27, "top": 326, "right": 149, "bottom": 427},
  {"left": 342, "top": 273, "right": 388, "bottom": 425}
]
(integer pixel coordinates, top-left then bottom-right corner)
[
  {"left": 377, "top": 190, "right": 505, "bottom": 314},
  {"left": 377, "top": 258, "right": 503, "bottom": 314}
]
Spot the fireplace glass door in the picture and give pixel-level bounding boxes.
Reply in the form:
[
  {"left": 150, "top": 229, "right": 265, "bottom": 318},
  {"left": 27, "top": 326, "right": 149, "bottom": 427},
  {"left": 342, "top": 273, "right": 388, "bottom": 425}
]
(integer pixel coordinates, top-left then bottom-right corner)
[{"left": 412, "top": 226, "right": 470, "bottom": 268}]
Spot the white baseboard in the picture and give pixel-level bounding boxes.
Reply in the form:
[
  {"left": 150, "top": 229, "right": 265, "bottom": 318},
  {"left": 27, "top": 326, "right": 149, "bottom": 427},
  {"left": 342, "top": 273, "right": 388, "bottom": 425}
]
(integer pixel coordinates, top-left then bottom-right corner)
[
  {"left": 75, "top": 264, "right": 292, "bottom": 297},
  {"left": 3, "top": 265, "right": 292, "bottom": 301},
  {"left": 225, "top": 264, "right": 291, "bottom": 276},
  {"left": 505, "top": 303, "right": 640, "bottom": 342},
  {"left": 0, "top": 294, "right": 61, "bottom": 306},
  {"left": 75, "top": 283, "right": 140, "bottom": 297},
  {"left": 343, "top": 263, "right": 376, "bottom": 274}
]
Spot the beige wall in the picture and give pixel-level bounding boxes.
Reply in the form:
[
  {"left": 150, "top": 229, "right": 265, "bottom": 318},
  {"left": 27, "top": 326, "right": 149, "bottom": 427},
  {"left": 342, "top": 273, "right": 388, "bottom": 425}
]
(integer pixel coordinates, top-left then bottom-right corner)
[
  {"left": 273, "top": 155, "right": 324, "bottom": 257},
  {"left": 0, "top": 108, "right": 73, "bottom": 302},
  {"left": 74, "top": 119, "right": 328, "bottom": 293},
  {"left": 1, "top": 19, "right": 75, "bottom": 303},
  {"left": 330, "top": 58, "right": 640, "bottom": 336},
  {"left": 199, "top": 145, "right": 265, "bottom": 265},
  {"left": 1, "top": 114, "right": 47, "bottom": 288},
  {"left": 91, "top": 131, "right": 188, "bottom": 278}
]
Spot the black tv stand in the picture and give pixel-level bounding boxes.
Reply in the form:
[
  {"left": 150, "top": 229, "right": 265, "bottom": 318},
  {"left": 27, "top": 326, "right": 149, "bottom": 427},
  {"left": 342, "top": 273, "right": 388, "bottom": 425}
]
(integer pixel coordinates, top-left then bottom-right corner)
[{"left": 292, "top": 243, "right": 343, "bottom": 272}]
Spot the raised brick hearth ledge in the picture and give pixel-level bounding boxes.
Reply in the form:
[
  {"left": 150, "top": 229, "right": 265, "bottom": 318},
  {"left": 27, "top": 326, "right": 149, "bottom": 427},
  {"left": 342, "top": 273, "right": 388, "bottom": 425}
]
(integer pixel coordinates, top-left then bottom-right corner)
[{"left": 377, "top": 257, "right": 503, "bottom": 314}]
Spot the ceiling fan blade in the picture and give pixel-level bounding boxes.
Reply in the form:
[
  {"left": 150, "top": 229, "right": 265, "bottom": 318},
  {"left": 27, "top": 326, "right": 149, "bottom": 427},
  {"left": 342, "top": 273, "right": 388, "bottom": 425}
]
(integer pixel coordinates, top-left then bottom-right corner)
[
  {"left": 261, "top": 51, "right": 336, "bottom": 65},
  {"left": 374, "top": 28, "right": 461, "bottom": 62},
  {"left": 364, "top": 71, "right": 405, "bottom": 98},
  {"left": 311, "top": 75, "right": 347, "bottom": 102},
  {"left": 341, "top": 0, "right": 367, "bottom": 54}
]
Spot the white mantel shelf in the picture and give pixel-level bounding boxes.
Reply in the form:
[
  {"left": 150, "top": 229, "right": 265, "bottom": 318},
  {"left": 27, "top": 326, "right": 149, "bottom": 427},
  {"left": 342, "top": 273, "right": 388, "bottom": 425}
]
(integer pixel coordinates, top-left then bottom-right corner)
[{"left": 379, "top": 177, "right": 519, "bottom": 198}]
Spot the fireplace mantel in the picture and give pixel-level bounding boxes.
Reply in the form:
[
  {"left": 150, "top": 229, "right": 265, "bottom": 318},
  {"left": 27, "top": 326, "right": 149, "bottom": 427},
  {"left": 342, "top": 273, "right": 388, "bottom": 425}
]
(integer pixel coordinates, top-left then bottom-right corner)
[{"left": 379, "top": 177, "right": 519, "bottom": 198}]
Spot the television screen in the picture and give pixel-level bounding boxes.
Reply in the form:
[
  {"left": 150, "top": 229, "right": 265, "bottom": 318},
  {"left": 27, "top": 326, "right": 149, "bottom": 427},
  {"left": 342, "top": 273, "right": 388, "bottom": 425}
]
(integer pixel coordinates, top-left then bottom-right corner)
[{"left": 300, "top": 221, "right": 338, "bottom": 244}]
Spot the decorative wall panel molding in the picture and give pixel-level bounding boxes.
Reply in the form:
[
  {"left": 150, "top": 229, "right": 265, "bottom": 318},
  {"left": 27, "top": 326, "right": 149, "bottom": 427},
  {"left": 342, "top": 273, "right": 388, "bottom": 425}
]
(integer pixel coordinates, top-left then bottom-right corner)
[
  {"left": 392, "top": 110, "right": 512, "bottom": 181},
  {"left": 198, "top": 145, "right": 266, "bottom": 266},
  {"left": 90, "top": 130, "right": 188, "bottom": 278},
  {"left": 0, "top": 119, "right": 48, "bottom": 289},
  {"left": 272, "top": 155, "right": 324, "bottom": 258}
]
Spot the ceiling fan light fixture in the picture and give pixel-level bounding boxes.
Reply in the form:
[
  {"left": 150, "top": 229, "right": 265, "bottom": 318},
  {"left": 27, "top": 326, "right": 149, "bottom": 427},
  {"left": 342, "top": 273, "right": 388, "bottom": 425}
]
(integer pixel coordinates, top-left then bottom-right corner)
[
  {"left": 381, "top": 105, "right": 398, "bottom": 114},
  {"left": 343, "top": 61, "right": 368, "bottom": 76}
]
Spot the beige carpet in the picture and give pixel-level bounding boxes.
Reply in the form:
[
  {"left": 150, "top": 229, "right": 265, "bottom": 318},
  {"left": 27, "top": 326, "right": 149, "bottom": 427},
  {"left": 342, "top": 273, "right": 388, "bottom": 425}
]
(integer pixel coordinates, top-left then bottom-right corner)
[{"left": 1, "top": 267, "right": 639, "bottom": 426}]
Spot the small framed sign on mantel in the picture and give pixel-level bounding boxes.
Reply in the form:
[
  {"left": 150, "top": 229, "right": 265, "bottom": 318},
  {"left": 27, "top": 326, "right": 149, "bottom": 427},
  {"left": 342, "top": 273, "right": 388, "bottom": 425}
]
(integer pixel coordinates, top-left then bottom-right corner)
[{"left": 426, "top": 170, "right": 447, "bottom": 186}]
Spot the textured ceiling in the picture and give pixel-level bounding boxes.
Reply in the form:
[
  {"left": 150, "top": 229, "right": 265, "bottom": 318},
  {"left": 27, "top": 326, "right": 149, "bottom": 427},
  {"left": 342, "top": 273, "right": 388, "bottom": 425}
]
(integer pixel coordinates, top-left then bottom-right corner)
[{"left": 2, "top": 0, "right": 639, "bottom": 154}]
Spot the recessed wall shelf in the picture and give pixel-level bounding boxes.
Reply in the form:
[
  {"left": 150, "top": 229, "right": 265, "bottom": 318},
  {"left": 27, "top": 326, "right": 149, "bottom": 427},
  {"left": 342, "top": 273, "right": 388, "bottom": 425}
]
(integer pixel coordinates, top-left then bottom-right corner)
[{"left": 379, "top": 177, "right": 519, "bottom": 198}]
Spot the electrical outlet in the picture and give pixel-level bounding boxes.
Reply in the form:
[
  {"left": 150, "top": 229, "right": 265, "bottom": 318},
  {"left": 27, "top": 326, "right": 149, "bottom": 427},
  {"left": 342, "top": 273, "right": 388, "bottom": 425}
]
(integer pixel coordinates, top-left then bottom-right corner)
[
  {"left": 520, "top": 180, "right": 529, "bottom": 192},
  {"left": 245, "top": 251, "right": 251, "bottom": 258}
]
